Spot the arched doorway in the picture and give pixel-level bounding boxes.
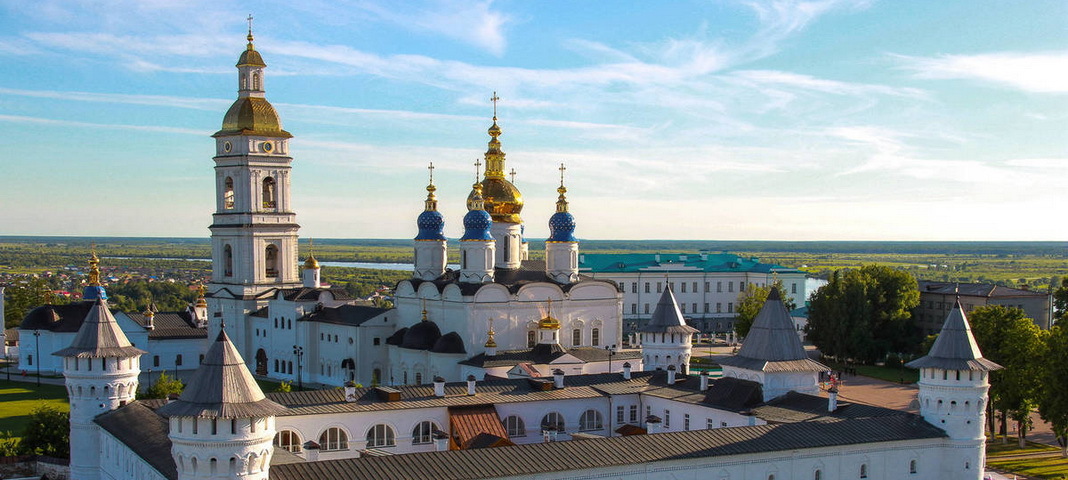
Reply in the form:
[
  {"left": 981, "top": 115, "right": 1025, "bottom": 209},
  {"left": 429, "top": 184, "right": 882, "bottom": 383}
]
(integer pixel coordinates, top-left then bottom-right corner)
[
  {"left": 341, "top": 358, "right": 356, "bottom": 381},
  {"left": 255, "top": 349, "right": 268, "bottom": 376}
]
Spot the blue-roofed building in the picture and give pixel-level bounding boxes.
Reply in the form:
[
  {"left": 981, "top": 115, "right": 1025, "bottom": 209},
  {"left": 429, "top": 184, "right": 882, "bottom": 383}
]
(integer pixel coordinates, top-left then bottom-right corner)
[{"left": 578, "top": 252, "right": 807, "bottom": 335}]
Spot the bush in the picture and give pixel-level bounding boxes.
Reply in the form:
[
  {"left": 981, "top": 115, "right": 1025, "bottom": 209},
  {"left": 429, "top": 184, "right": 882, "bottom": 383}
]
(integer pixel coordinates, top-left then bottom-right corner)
[
  {"left": 275, "top": 381, "right": 292, "bottom": 393},
  {"left": 885, "top": 354, "right": 903, "bottom": 369},
  {"left": 19, "top": 405, "right": 68, "bottom": 457},
  {"left": 138, "top": 372, "right": 185, "bottom": 399}
]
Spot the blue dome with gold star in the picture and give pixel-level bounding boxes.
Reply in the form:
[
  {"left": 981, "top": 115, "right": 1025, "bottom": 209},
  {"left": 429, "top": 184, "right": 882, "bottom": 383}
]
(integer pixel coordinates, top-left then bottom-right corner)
[
  {"left": 416, "top": 210, "right": 445, "bottom": 241},
  {"left": 548, "top": 211, "right": 577, "bottom": 242},
  {"left": 461, "top": 209, "right": 493, "bottom": 241}
]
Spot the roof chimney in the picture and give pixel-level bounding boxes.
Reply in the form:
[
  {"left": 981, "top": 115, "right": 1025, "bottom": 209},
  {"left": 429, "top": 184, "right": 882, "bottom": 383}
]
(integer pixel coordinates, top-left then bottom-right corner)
[
  {"left": 828, "top": 385, "right": 839, "bottom": 412},
  {"left": 699, "top": 370, "right": 710, "bottom": 391},
  {"left": 344, "top": 381, "right": 358, "bottom": 402},
  {"left": 303, "top": 441, "right": 320, "bottom": 462},
  {"left": 667, "top": 364, "right": 676, "bottom": 384},
  {"left": 553, "top": 369, "right": 565, "bottom": 389},
  {"left": 622, "top": 362, "right": 631, "bottom": 380},
  {"left": 433, "top": 429, "right": 449, "bottom": 451},
  {"left": 645, "top": 415, "right": 662, "bottom": 432},
  {"left": 433, "top": 376, "right": 446, "bottom": 397},
  {"left": 466, "top": 374, "right": 477, "bottom": 396}
]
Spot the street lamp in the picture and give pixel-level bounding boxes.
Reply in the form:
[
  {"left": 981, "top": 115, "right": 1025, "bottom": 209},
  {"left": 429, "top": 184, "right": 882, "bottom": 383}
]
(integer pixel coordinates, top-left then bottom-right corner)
[
  {"left": 604, "top": 344, "right": 617, "bottom": 373},
  {"left": 292, "top": 345, "right": 304, "bottom": 391},
  {"left": 32, "top": 329, "right": 41, "bottom": 386}
]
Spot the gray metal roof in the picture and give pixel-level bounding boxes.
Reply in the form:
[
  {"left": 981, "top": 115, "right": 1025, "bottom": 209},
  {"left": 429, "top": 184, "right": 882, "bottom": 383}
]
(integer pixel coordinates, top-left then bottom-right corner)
[
  {"left": 269, "top": 413, "right": 945, "bottom": 480},
  {"left": 52, "top": 299, "right": 147, "bottom": 359},
  {"left": 156, "top": 329, "right": 285, "bottom": 419},
  {"left": 638, "top": 288, "right": 699, "bottom": 334},
  {"left": 906, "top": 300, "right": 1002, "bottom": 371},
  {"left": 127, "top": 311, "right": 208, "bottom": 340},
  {"left": 718, "top": 289, "right": 826, "bottom": 373}
]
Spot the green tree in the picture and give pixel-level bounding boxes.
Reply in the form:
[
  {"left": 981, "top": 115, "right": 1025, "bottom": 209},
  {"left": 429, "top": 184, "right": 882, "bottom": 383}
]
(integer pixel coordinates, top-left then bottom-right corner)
[
  {"left": 735, "top": 280, "right": 796, "bottom": 338},
  {"left": 19, "top": 405, "right": 69, "bottom": 458},
  {"left": 275, "top": 380, "right": 292, "bottom": 393},
  {"left": 969, "top": 305, "right": 1047, "bottom": 446},
  {"left": 139, "top": 372, "right": 185, "bottom": 399},
  {"left": 806, "top": 265, "right": 921, "bottom": 363},
  {"left": 1053, "top": 277, "right": 1068, "bottom": 325},
  {"left": 4, "top": 278, "right": 61, "bottom": 329},
  {"left": 0, "top": 431, "right": 20, "bottom": 456},
  {"left": 1038, "top": 325, "right": 1068, "bottom": 457}
]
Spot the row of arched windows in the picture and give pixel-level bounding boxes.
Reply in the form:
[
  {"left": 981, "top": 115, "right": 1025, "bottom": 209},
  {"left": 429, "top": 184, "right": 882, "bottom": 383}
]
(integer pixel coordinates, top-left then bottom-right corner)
[
  {"left": 176, "top": 450, "right": 268, "bottom": 476},
  {"left": 221, "top": 176, "right": 277, "bottom": 211},
  {"left": 497, "top": 409, "right": 606, "bottom": 437},
  {"left": 274, "top": 421, "right": 445, "bottom": 453},
  {"left": 221, "top": 243, "right": 281, "bottom": 278}
]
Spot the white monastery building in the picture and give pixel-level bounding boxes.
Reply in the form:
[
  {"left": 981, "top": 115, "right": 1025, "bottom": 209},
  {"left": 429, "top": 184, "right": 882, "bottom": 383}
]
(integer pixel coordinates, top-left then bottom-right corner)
[{"left": 25, "top": 29, "right": 1002, "bottom": 480}]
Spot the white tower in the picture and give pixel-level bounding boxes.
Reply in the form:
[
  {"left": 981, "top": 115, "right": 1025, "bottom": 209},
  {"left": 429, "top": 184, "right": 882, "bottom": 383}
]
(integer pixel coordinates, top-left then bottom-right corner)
[
  {"left": 906, "top": 299, "right": 1002, "bottom": 480},
  {"left": 208, "top": 26, "right": 301, "bottom": 344},
  {"left": 639, "top": 288, "right": 697, "bottom": 373},
  {"left": 459, "top": 180, "right": 496, "bottom": 284},
  {"left": 468, "top": 93, "right": 524, "bottom": 270},
  {"left": 413, "top": 162, "right": 447, "bottom": 281},
  {"left": 158, "top": 327, "right": 285, "bottom": 480},
  {"left": 55, "top": 298, "right": 146, "bottom": 480},
  {"left": 545, "top": 163, "right": 579, "bottom": 284}
]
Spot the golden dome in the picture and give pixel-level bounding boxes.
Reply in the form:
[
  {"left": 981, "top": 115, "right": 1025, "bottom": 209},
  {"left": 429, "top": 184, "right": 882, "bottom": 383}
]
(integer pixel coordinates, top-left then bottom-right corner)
[
  {"left": 538, "top": 314, "right": 561, "bottom": 330},
  {"left": 237, "top": 34, "right": 266, "bottom": 67},
  {"left": 303, "top": 255, "right": 320, "bottom": 270},
  {"left": 469, "top": 177, "right": 523, "bottom": 223},
  {"left": 214, "top": 97, "right": 292, "bottom": 138}
]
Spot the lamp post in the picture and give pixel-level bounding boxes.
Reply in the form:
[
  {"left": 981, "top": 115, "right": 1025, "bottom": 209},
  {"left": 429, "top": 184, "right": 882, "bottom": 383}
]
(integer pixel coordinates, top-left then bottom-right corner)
[
  {"left": 32, "top": 329, "right": 41, "bottom": 386},
  {"left": 292, "top": 345, "right": 304, "bottom": 391},
  {"left": 604, "top": 344, "right": 617, "bottom": 373}
]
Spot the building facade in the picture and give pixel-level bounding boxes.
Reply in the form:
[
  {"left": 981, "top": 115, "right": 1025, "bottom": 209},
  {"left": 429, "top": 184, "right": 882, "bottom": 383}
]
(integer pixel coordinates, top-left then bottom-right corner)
[{"left": 916, "top": 281, "right": 1052, "bottom": 334}]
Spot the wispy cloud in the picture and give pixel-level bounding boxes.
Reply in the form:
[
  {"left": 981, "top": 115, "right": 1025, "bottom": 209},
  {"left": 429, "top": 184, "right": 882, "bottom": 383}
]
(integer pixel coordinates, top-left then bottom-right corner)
[
  {"left": 894, "top": 51, "right": 1068, "bottom": 94},
  {"left": 0, "top": 87, "right": 229, "bottom": 110},
  {"left": 0, "top": 114, "right": 207, "bottom": 135}
]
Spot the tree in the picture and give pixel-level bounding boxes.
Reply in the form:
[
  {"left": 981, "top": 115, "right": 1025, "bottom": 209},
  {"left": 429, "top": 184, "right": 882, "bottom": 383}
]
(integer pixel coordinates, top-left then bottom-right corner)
[
  {"left": 0, "top": 431, "right": 20, "bottom": 456},
  {"left": 138, "top": 372, "right": 185, "bottom": 399},
  {"left": 806, "top": 265, "right": 921, "bottom": 363},
  {"left": 19, "top": 405, "right": 69, "bottom": 458},
  {"left": 275, "top": 380, "right": 292, "bottom": 393},
  {"left": 1053, "top": 277, "right": 1068, "bottom": 326},
  {"left": 969, "top": 305, "right": 1047, "bottom": 446},
  {"left": 3, "top": 278, "right": 61, "bottom": 329},
  {"left": 735, "top": 280, "right": 796, "bottom": 338},
  {"left": 1038, "top": 325, "right": 1068, "bottom": 457}
]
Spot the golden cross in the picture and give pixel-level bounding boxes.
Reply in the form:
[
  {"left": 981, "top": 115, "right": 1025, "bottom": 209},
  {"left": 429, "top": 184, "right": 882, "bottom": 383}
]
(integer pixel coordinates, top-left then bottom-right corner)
[
  {"left": 558, "top": 163, "right": 567, "bottom": 187},
  {"left": 247, "top": 14, "right": 254, "bottom": 35},
  {"left": 428, "top": 161, "right": 435, "bottom": 184},
  {"left": 308, "top": 238, "right": 314, "bottom": 255},
  {"left": 490, "top": 91, "right": 500, "bottom": 118},
  {"left": 474, "top": 158, "right": 482, "bottom": 181},
  {"left": 509, "top": 168, "right": 516, "bottom": 183}
]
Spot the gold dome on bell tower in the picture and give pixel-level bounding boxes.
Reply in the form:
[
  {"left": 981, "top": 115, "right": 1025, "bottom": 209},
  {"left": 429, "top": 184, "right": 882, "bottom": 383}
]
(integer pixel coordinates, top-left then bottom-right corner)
[{"left": 467, "top": 92, "right": 523, "bottom": 224}]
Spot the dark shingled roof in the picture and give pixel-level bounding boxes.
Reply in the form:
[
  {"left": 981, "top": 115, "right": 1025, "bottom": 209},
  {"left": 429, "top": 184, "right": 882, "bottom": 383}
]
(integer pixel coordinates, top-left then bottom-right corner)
[
  {"left": 639, "top": 288, "right": 699, "bottom": 334},
  {"left": 127, "top": 310, "right": 207, "bottom": 340},
  {"left": 52, "top": 299, "right": 147, "bottom": 358},
  {"left": 95, "top": 402, "right": 177, "bottom": 479},
  {"left": 156, "top": 329, "right": 285, "bottom": 419},
  {"left": 406, "top": 259, "right": 617, "bottom": 296},
  {"left": 460, "top": 346, "right": 641, "bottom": 368},
  {"left": 906, "top": 300, "right": 1003, "bottom": 371},
  {"left": 718, "top": 289, "right": 828, "bottom": 373},
  {"left": 919, "top": 280, "right": 1048, "bottom": 298},
  {"left": 300, "top": 304, "right": 389, "bottom": 326},
  {"left": 278, "top": 287, "right": 353, "bottom": 302},
  {"left": 20, "top": 301, "right": 96, "bottom": 332},
  {"left": 269, "top": 413, "right": 945, "bottom": 480}
]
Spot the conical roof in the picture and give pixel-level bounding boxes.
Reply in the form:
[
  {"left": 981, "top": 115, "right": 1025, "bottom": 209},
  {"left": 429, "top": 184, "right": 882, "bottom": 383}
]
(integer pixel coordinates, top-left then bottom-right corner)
[
  {"left": 53, "top": 299, "right": 146, "bottom": 358},
  {"left": 906, "top": 299, "right": 1002, "bottom": 371},
  {"left": 639, "top": 288, "right": 698, "bottom": 334},
  {"left": 718, "top": 289, "right": 827, "bottom": 372},
  {"left": 157, "top": 329, "right": 285, "bottom": 419}
]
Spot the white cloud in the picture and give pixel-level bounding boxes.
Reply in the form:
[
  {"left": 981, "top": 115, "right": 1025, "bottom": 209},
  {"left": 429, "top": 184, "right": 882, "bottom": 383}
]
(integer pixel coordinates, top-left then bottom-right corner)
[
  {"left": 0, "top": 114, "right": 207, "bottom": 135},
  {"left": 0, "top": 87, "right": 229, "bottom": 110},
  {"left": 895, "top": 51, "right": 1068, "bottom": 94}
]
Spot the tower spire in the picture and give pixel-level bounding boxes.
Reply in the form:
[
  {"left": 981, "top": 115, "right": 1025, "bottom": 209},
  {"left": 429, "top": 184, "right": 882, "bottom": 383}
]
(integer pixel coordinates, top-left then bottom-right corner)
[
  {"left": 484, "top": 93, "right": 506, "bottom": 178},
  {"left": 556, "top": 163, "right": 569, "bottom": 213},
  {"left": 88, "top": 245, "right": 101, "bottom": 287},
  {"left": 247, "top": 14, "right": 254, "bottom": 46}
]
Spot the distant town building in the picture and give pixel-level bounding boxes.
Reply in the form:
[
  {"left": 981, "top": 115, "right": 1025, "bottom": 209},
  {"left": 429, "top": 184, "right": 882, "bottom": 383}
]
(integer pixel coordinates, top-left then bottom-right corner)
[
  {"left": 578, "top": 252, "right": 806, "bottom": 335},
  {"left": 915, "top": 281, "right": 1051, "bottom": 335}
]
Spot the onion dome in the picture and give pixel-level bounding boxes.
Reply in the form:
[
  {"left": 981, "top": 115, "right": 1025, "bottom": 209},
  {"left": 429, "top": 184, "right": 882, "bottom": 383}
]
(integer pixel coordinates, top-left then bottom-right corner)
[
  {"left": 430, "top": 332, "right": 467, "bottom": 354},
  {"left": 82, "top": 250, "right": 107, "bottom": 301},
  {"left": 157, "top": 328, "right": 285, "bottom": 419},
  {"left": 416, "top": 164, "right": 446, "bottom": 241},
  {"left": 195, "top": 284, "right": 208, "bottom": 308},
  {"left": 386, "top": 327, "right": 408, "bottom": 346},
  {"left": 214, "top": 31, "right": 292, "bottom": 139},
  {"left": 484, "top": 322, "right": 497, "bottom": 348},
  {"left": 538, "top": 299, "right": 561, "bottom": 330},
  {"left": 547, "top": 166, "right": 577, "bottom": 243},
  {"left": 401, "top": 310, "right": 443, "bottom": 350},
  {"left": 461, "top": 182, "right": 494, "bottom": 241},
  {"left": 466, "top": 98, "right": 523, "bottom": 223},
  {"left": 237, "top": 32, "right": 265, "bottom": 67},
  {"left": 303, "top": 255, "right": 320, "bottom": 270}
]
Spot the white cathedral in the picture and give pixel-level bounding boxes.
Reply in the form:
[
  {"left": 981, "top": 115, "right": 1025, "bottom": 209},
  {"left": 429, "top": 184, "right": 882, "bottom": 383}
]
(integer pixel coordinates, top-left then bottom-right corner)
[{"left": 39, "top": 31, "right": 1001, "bottom": 480}]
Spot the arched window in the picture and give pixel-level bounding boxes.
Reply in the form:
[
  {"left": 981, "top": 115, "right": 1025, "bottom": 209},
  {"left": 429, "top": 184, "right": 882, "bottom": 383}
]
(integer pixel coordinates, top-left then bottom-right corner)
[
  {"left": 373, "top": 368, "right": 382, "bottom": 385},
  {"left": 252, "top": 72, "right": 261, "bottom": 90},
  {"left": 527, "top": 330, "right": 536, "bottom": 348},
  {"left": 541, "top": 412, "right": 565, "bottom": 432},
  {"left": 262, "top": 177, "right": 277, "bottom": 209},
  {"left": 591, "top": 328, "right": 600, "bottom": 347},
  {"left": 813, "top": 470, "right": 821, "bottom": 480},
  {"left": 860, "top": 464, "right": 868, "bottom": 478},
  {"left": 768, "top": 476, "right": 775, "bottom": 480},
  {"left": 412, "top": 421, "right": 437, "bottom": 445},
  {"left": 274, "top": 430, "right": 302, "bottom": 453},
  {"left": 366, "top": 424, "right": 395, "bottom": 448},
  {"left": 572, "top": 329, "right": 581, "bottom": 346},
  {"left": 224, "top": 245, "right": 233, "bottom": 277},
  {"left": 578, "top": 409, "right": 603, "bottom": 431},
  {"left": 503, "top": 415, "right": 525, "bottom": 437},
  {"left": 909, "top": 459, "right": 917, "bottom": 474},
  {"left": 224, "top": 177, "right": 235, "bottom": 210},
  {"left": 415, "top": 372, "right": 422, "bottom": 385},
  {"left": 176, "top": 354, "right": 183, "bottom": 366},
  {"left": 265, "top": 244, "right": 279, "bottom": 278},
  {"left": 318, "top": 427, "right": 348, "bottom": 451}
]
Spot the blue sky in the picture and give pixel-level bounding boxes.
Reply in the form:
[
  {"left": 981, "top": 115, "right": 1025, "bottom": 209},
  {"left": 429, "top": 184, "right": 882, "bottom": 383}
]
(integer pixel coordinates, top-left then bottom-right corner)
[{"left": 1, "top": 0, "right": 1065, "bottom": 240}]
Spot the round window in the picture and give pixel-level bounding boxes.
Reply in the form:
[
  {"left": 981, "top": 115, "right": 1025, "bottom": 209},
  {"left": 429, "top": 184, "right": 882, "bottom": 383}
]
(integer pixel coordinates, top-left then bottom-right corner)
[{"left": 262, "top": 142, "right": 273, "bottom": 152}]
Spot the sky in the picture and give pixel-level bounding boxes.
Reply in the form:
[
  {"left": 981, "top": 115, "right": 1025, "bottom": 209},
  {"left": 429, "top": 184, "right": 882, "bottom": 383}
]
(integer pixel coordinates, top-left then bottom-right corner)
[{"left": 1, "top": 0, "right": 1066, "bottom": 241}]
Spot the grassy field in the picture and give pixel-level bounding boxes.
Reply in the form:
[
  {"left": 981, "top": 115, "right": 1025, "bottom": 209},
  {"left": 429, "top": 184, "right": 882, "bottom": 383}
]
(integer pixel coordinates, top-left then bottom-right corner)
[
  {"left": 987, "top": 438, "right": 1061, "bottom": 456},
  {"left": 987, "top": 456, "right": 1068, "bottom": 479},
  {"left": 824, "top": 360, "right": 920, "bottom": 384},
  {"left": 0, "top": 380, "right": 70, "bottom": 440}
]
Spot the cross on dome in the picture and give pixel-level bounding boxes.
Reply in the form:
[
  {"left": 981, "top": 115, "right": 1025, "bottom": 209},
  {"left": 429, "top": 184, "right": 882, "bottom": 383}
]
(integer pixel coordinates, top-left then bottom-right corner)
[
  {"left": 509, "top": 168, "right": 516, "bottom": 183},
  {"left": 428, "top": 161, "right": 435, "bottom": 185},
  {"left": 490, "top": 91, "right": 500, "bottom": 119}
]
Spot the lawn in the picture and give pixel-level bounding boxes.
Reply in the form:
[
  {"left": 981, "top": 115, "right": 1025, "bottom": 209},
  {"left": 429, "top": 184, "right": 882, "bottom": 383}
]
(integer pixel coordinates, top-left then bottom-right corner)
[
  {"left": 0, "top": 380, "right": 70, "bottom": 440},
  {"left": 824, "top": 361, "right": 920, "bottom": 384},
  {"left": 987, "top": 456, "right": 1068, "bottom": 479},
  {"left": 987, "top": 437, "right": 1061, "bottom": 457}
]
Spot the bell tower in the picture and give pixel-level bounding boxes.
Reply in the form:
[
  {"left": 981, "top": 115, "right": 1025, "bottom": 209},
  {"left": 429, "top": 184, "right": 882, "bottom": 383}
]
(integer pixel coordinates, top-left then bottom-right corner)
[{"left": 208, "top": 21, "right": 301, "bottom": 346}]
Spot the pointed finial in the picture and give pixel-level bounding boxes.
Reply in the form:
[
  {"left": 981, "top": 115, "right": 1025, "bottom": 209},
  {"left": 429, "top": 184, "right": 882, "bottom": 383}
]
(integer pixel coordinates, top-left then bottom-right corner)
[
  {"left": 485, "top": 318, "right": 497, "bottom": 348},
  {"left": 474, "top": 158, "right": 482, "bottom": 182},
  {"left": 247, "top": 14, "right": 255, "bottom": 44},
  {"left": 196, "top": 283, "right": 208, "bottom": 308},
  {"left": 955, "top": 282, "right": 960, "bottom": 302},
  {"left": 421, "top": 298, "right": 429, "bottom": 321},
  {"left": 509, "top": 168, "right": 516, "bottom": 184},
  {"left": 555, "top": 163, "right": 569, "bottom": 213},
  {"left": 423, "top": 162, "right": 439, "bottom": 212},
  {"left": 87, "top": 245, "right": 101, "bottom": 287},
  {"left": 428, "top": 161, "right": 436, "bottom": 185},
  {"left": 221, "top": 318, "right": 227, "bottom": 330},
  {"left": 490, "top": 91, "right": 500, "bottom": 120}
]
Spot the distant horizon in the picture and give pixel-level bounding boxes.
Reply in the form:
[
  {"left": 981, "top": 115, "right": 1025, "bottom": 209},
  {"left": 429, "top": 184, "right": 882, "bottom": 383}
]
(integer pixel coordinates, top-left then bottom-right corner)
[{"left": 1, "top": 1, "right": 1065, "bottom": 240}]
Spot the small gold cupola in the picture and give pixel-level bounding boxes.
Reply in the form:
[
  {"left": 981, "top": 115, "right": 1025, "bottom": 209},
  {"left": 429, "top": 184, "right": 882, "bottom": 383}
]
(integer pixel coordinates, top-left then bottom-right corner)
[
  {"left": 214, "top": 16, "right": 292, "bottom": 139},
  {"left": 538, "top": 299, "right": 561, "bottom": 330}
]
